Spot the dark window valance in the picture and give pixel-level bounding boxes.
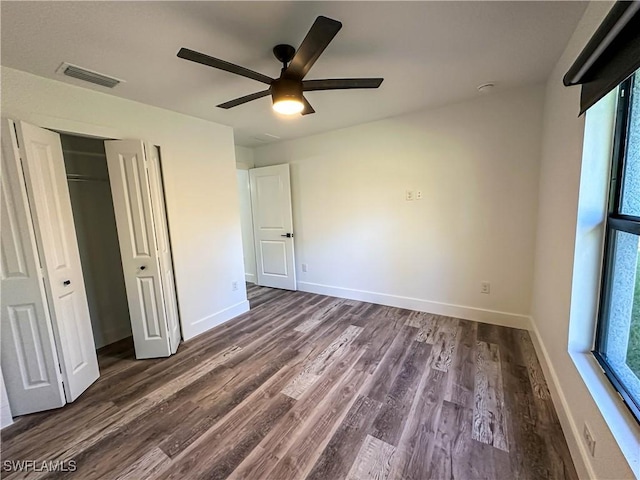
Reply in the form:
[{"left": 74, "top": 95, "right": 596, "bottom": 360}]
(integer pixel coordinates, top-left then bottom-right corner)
[{"left": 563, "top": 1, "right": 640, "bottom": 115}]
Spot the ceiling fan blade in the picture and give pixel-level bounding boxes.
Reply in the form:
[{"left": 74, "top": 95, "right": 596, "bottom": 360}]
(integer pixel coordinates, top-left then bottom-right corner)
[
  {"left": 217, "top": 90, "right": 271, "bottom": 109},
  {"left": 303, "top": 78, "right": 384, "bottom": 91},
  {"left": 286, "top": 16, "right": 342, "bottom": 80},
  {"left": 301, "top": 96, "right": 315, "bottom": 115},
  {"left": 178, "top": 48, "right": 273, "bottom": 85}
]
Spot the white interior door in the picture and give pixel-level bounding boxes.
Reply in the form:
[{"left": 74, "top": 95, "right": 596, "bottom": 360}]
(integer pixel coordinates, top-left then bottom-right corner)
[
  {"left": 0, "top": 119, "right": 66, "bottom": 415},
  {"left": 146, "top": 144, "right": 180, "bottom": 354},
  {"left": 249, "top": 164, "right": 296, "bottom": 290},
  {"left": 15, "top": 120, "right": 99, "bottom": 403},
  {"left": 104, "top": 140, "right": 171, "bottom": 359}
]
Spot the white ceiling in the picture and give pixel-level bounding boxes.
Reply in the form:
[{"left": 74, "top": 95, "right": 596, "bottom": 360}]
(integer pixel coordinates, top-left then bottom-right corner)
[{"left": 1, "top": 1, "right": 587, "bottom": 147}]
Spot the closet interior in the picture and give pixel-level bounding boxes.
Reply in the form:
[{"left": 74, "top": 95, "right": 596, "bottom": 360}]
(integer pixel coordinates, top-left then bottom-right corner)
[{"left": 60, "top": 133, "right": 132, "bottom": 350}]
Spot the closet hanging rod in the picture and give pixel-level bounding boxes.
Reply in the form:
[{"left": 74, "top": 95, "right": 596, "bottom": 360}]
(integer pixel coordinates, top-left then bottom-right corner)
[{"left": 67, "top": 174, "right": 109, "bottom": 183}]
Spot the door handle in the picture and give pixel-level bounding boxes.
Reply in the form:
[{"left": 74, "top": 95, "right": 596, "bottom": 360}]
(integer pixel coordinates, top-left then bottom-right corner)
[
  {"left": 280, "top": 233, "right": 294, "bottom": 238},
  {"left": 63, "top": 280, "right": 71, "bottom": 286},
  {"left": 140, "top": 266, "right": 146, "bottom": 270}
]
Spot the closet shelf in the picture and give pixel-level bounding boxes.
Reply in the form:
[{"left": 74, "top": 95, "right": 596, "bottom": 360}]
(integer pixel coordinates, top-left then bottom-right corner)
[{"left": 67, "top": 174, "right": 109, "bottom": 183}]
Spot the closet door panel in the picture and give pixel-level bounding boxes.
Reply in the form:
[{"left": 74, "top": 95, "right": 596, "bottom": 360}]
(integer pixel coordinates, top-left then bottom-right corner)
[
  {"left": 16, "top": 121, "right": 99, "bottom": 403},
  {"left": 104, "top": 140, "right": 171, "bottom": 359},
  {"left": 138, "top": 276, "right": 162, "bottom": 338},
  {"left": 146, "top": 144, "right": 181, "bottom": 354},
  {"left": 0, "top": 119, "right": 66, "bottom": 415},
  {"left": 119, "top": 152, "right": 153, "bottom": 257}
]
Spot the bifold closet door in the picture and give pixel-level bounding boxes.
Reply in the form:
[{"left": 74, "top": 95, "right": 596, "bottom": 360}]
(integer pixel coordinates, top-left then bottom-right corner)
[
  {"left": 0, "top": 119, "right": 66, "bottom": 415},
  {"left": 12, "top": 120, "right": 99, "bottom": 403},
  {"left": 146, "top": 144, "right": 181, "bottom": 354},
  {"left": 104, "top": 140, "right": 172, "bottom": 359}
]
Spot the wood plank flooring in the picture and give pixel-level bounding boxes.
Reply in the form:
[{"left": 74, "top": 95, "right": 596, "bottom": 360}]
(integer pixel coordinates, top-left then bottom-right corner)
[{"left": 1, "top": 285, "right": 578, "bottom": 480}]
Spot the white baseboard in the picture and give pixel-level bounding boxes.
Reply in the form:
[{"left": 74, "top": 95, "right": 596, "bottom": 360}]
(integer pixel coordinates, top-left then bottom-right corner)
[
  {"left": 297, "top": 281, "right": 531, "bottom": 330},
  {"left": 183, "top": 300, "right": 250, "bottom": 341},
  {"left": 528, "top": 317, "right": 593, "bottom": 480},
  {"left": 245, "top": 273, "right": 256, "bottom": 283}
]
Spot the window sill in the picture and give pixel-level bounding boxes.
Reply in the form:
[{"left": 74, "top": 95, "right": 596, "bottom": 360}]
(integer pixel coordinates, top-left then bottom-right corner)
[{"left": 570, "top": 350, "right": 640, "bottom": 478}]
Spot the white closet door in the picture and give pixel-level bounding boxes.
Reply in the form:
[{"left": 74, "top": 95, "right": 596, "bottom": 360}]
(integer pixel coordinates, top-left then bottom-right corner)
[
  {"left": 146, "top": 144, "right": 180, "bottom": 354},
  {"left": 0, "top": 119, "right": 66, "bottom": 415},
  {"left": 104, "top": 140, "right": 171, "bottom": 359},
  {"left": 250, "top": 164, "right": 297, "bottom": 290},
  {"left": 15, "top": 120, "right": 99, "bottom": 403}
]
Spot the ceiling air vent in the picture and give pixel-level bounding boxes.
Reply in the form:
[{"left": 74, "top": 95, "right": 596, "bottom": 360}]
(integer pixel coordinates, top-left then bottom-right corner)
[{"left": 57, "top": 62, "right": 123, "bottom": 88}]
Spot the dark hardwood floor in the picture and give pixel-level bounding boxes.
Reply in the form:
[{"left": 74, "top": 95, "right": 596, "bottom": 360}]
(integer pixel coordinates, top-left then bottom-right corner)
[{"left": 1, "top": 284, "right": 578, "bottom": 480}]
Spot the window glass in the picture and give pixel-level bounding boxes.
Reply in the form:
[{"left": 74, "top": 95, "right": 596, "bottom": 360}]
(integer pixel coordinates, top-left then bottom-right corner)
[
  {"left": 600, "top": 230, "right": 640, "bottom": 396},
  {"left": 620, "top": 76, "right": 640, "bottom": 217}
]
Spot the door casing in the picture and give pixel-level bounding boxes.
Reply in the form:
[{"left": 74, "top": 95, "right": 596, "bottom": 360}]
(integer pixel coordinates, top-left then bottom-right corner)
[{"left": 2, "top": 119, "right": 180, "bottom": 415}]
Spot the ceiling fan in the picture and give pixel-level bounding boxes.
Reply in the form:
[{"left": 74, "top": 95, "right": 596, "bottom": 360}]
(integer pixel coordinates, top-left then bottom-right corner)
[{"left": 177, "top": 16, "right": 384, "bottom": 116}]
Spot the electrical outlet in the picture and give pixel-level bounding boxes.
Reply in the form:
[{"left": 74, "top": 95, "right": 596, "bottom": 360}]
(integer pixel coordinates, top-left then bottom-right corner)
[
  {"left": 232, "top": 281, "right": 238, "bottom": 291},
  {"left": 583, "top": 423, "right": 596, "bottom": 457},
  {"left": 416, "top": 190, "right": 423, "bottom": 200},
  {"left": 406, "top": 190, "right": 414, "bottom": 201},
  {"left": 481, "top": 281, "right": 491, "bottom": 294},
  {"left": 301, "top": 263, "right": 308, "bottom": 273}
]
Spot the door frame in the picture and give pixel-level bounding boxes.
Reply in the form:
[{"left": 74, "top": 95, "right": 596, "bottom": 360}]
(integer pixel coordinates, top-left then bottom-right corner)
[
  {"left": 236, "top": 165, "right": 257, "bottom": 284},
  {"left": 10, "top": 116, "right": 184, "bottom": 353},
  {"left": 249, "top": 164, "right": 297, "bottom": 291},
  {"left": 238, "top": 164, "right": 299, "bottom": 292}
]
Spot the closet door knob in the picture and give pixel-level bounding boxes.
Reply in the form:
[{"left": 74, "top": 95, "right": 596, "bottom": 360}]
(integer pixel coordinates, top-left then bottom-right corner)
[
  {"left": 63, "top": 280, "right": 71, "bottom": 286},
  {"left": 140, "top": 266, "right": 146, "bottom": 270}
]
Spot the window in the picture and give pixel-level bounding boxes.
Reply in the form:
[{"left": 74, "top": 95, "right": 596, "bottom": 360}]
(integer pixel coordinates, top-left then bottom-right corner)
[{"left": 595, "top": 71, "right": 640, "bottom": 423}]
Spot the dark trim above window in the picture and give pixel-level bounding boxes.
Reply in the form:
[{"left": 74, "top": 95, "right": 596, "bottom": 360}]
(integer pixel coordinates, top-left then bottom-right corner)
[{"left": 564, "top": 1, "right": 640, "bottom": 115}]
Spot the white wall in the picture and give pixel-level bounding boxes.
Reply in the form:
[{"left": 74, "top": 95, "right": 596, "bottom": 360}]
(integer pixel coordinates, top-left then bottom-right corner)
[
  {"left": 530, "top": 2, "right": 638, "bottom": 478},
  {"left": 236, "top": 169, "right": 257, "bottom": 283},
  {"left": 253, "top": 85, "right": 544, "bottom": 328},
  {"left": 1, "top": 67, "right": 249, "bottom": 341},
  {"left": 235, "top": 145, "right": 255, "bottom": 169}
]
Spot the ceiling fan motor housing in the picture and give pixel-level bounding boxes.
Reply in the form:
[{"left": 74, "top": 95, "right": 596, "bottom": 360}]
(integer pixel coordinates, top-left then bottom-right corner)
[{"left": 270, "top": 77, "right": 303, "bottom": 104}]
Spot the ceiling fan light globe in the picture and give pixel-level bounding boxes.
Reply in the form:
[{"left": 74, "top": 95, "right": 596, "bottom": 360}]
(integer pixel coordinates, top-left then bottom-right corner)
[
  {"left": 271, "top": 77, "right": 304, "bottom": 115},
  {"left": 273, "top": 99, "right": 304, "bottom": 115}
]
